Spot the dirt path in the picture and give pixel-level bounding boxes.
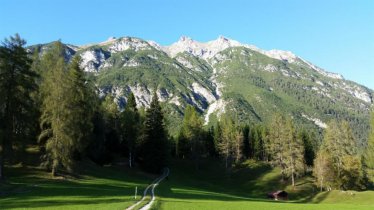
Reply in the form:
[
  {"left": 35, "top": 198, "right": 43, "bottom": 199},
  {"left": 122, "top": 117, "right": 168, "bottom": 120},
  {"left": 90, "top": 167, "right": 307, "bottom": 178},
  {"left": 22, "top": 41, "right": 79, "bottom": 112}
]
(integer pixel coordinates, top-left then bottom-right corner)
[{"left": 126, "top": 168, "right": 169, "bottom": 210}]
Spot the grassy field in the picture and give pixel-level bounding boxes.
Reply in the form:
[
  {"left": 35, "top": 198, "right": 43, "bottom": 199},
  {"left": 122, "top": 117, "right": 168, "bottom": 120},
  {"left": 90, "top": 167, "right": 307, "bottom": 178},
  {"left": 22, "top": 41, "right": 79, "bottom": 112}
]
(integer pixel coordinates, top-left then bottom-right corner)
[
  {"left": 154, "top": 159, "right": 374, "bottom": 210},
  {"left": 1, "top": 151, "right": 373, "bottom": 210},
  {"left": 0, "top": 163, "right": 158, "bottom": 210}
]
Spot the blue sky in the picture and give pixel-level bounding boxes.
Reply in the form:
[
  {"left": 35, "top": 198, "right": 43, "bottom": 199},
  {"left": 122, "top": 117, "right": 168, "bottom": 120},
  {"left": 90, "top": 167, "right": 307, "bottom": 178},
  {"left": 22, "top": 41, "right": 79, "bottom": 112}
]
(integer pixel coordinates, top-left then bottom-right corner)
[{"left": 1, "top": 0, "right": 373, "bottom": 89}]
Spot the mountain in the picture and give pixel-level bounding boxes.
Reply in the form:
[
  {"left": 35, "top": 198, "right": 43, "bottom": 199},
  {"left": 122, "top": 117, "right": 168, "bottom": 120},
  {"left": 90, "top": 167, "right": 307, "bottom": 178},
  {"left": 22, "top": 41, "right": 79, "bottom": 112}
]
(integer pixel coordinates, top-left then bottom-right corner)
[{"left": 29, "top": 36, "right": 373, "bottom": 145}]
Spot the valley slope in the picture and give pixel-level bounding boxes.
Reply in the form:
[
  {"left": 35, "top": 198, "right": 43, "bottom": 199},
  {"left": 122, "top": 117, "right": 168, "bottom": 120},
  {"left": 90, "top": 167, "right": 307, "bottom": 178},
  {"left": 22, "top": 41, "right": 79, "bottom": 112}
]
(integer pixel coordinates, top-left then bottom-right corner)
[{"left": 29, "top": 36, "right": 373, "bottom": 145}]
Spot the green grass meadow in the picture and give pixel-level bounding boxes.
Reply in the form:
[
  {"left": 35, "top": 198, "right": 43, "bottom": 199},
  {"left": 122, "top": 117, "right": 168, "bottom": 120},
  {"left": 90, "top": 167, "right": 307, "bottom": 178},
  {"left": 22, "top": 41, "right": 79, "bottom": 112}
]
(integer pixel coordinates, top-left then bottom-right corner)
[{"left": 1, "top": 157, "right": 373, "bottom": 210}]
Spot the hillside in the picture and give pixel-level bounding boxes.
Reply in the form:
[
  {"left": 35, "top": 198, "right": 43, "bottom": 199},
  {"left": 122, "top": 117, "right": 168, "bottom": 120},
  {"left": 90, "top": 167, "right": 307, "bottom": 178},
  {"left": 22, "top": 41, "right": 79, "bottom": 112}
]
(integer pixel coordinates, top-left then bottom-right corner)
[
  {"left": 29, "top": 36, "right": 373, "bottom": 144},
  {"left": 2, "top": 157, "right": 373, "bottom": 210}
]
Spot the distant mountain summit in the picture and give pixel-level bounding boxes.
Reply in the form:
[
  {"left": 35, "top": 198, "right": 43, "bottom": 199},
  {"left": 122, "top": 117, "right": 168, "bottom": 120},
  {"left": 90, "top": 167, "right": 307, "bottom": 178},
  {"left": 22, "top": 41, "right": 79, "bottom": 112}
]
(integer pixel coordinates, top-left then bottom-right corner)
[{"left": 29, "top": 35, "right": 373, "bottom": 143}]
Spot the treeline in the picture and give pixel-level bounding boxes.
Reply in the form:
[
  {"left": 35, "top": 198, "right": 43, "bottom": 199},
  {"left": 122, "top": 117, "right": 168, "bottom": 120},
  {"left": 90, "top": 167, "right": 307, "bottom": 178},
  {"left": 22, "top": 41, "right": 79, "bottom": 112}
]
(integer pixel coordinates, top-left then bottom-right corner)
[
  {"left": 0, "top": 35, "right": 170, "bottom": 178},
  {"left": 1, "top": 34, "right": 373, "bottom": 192}
]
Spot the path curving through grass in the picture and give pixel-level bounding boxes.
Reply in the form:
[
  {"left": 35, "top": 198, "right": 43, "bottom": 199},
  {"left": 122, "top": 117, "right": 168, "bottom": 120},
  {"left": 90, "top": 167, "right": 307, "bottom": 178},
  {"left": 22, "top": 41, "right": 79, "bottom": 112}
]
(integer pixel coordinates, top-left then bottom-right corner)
[{"left": 126, "top": 168, "right": 169, "bottom": 210}]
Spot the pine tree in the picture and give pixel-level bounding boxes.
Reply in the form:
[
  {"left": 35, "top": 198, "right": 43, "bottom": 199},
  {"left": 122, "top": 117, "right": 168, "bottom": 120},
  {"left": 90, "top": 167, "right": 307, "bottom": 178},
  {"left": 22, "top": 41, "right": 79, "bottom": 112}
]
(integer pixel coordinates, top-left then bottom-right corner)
[
  {"left": 268, "top": 114, "right": 304, "bottom": 185},
  {"left": 268, "top": 113, "right": 287, "bottom": 180},
  {"left": 120, "top": 93, "right": 139, "bottom": 168},
  {"left": 340, "top": 155, "right": 365, "bottom": 190},
  {"left": 219, "top": 116, "right": 233, "bottom": 169},
  {"left": 362, "top": 109, "right": 374, "bottom": 185},
  {"left": 140, "top": 92, "right": 169, "bottom": 173},
  {"left": 0, "top": 34, "right": 38, "bottom": 179},
  {"left": 320, "top": 120, "right": 363, "bottom": 189},
  {"left": 313, "top": 150, "right": 335, "bottom": 191},
  {"left": 283, "top": 118, "right": 305, "bottom": 187},
  {"left": 218, "top": 116, "right": 242, "bottom": 170},
  {"left": 322, "top": 120, "right": 357, "bottom": 180},
  {"left": 101, "top": 95, "right": 120, "bottom": 153},
  {"left": 178, "top": 105, "right": 204, "bottom": 169},
  {"left": 205, "top": 126, "right": 217, "bottom": 157},
  {"left": 242, "top": 125, "right": 250, "bottom": 159},
  {"left": 38, "top": 43, "right": 94, "bottom": 176},
  {"left": 299, "top": 130, "right": 316, "bottom": 167},
  {"left": 364, "top": 110, "right": 374, "bottom": 170},
  {"left": 38, "top": 41, "right": 73, "bottom": 175},
  {"left": 66, "top": 55, "right": 95, "bottom": 156}
]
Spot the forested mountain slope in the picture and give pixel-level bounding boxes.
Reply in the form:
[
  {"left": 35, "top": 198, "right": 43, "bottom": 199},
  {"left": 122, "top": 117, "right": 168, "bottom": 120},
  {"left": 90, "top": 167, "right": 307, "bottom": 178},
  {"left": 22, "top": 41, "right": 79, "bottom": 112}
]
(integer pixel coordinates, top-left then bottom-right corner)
[{"left": 29, "top": 36, "right": 373, "bottom": 145}]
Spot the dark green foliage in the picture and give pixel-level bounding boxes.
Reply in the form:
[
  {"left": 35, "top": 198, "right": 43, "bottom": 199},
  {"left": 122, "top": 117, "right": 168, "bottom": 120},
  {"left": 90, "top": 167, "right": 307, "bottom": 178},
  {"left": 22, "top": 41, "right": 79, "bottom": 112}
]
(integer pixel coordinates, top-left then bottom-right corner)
[
  {"left": 267, "top": 114, "right": 305, "bottom": 186},
  {"left": 101, "top": 95, "right": 121, "bottom": 154},
  {"left": 176, "top": 105, "right": 205, "bottom": 169},
  {"left": 250, "top": 125, "right": 267, "bottom": 161},
  {"left": 0, "top": 34, "right": 38, "bottom": 179},
  {"left": 299, "top": 129, "right": 317, "bottom": 167},
  {"left": 120, "top": 93, "right": 140, "bottom": 168},
  {"left": 317, "top": 120, "right": 365, "bottom": 190},
  {"left": 205, "top": 127, "right": 218, "bottom": 157},
  {"left": 140, "top": 92, "right": 169, "bottom": 173},
  {"left": 242, "top": 125, "right": 250, "bottom": 159},
  {"left": 87, "top": 111, "right": 109, "bottom": 165},
  {"left": 177, "top": 132, "right": 189, "bottom": 159},
  {"left": 38, "top": 43, "right": 94, "bottom": 175},
  {"left": 364, "top": 110, "right": 374, "bottom": 170}
]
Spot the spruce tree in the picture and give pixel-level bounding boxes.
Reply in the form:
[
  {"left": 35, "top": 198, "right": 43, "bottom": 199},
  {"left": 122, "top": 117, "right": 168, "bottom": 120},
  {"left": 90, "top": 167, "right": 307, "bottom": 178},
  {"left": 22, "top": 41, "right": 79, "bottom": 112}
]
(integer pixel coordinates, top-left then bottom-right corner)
[
  {"left": 363, "top": 111, "right": 374, "bottom": 180},
  {"left": 218, "top": 115, "right": 242, "bottom": 170},
  {"left": 120, "top": 93, "right": 139, "bottom": 168},
  {"left": 283, "top": 118, "right": 305, "bottom": 187},
  {"left": 101, "top": 95, "right": 120, "bottom": 153},
  {"left": 268, "top": 114, "right": 304, "bottom": 184},
  {"left": 140, "top": 92, "right": 169, "bottom": 173},
  {"left": 38, "top": 41, "right": 73, "bottom": 175},
  {"left": 178, "top": 105, "right": 204, "bottom": 169},
  {"left": 268, "top": 113, "right": 287, "bottom": 180},
  {"left": 320, "top": 120, "right": 363, "bottom": 189},
  {"left": 313, "top": 150, "right": 335, "bottom": 191},
  {"left": 0, "top": 34, "right": 38, "bottom": 179},
  {"left": 66, "top": 55, "right": 95, "bottom": 156},
  {"left": 242, "top": 125, "right": 250, "bottom": 159},
  {"left": 39, "top": 43, "right": 94, "bottom": 176}
]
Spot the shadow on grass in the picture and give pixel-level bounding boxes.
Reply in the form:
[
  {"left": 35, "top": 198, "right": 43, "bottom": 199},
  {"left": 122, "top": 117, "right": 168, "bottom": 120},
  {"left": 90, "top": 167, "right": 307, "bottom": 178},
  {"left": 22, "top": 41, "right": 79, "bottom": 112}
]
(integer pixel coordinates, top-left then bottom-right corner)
[
  {"left": 154, "top": 159, "right": 292, "bottom": 205},
  {"left": 0, "top": 163, "right": 155, "bottom": 209}
]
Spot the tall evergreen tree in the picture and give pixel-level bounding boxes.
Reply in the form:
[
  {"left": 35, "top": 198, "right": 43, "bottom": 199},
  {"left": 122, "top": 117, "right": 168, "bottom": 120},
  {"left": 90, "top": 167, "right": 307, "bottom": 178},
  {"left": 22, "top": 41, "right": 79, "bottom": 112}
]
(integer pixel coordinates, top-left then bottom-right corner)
[
  {"left": 101, "top": 95, "right": 120, "bottom": 153},
  {"left": 38, "top": 43, "right": 94, "bottom": 176},
  {"left": 177, "top": 105, "right": 204, "bottom": 169},
  {"left": 66, "top": 55, "right": 95, "bottom": 156},
  {"left": 268, "top": 114, "right": 305, "bottom": 185},
  {"left": 268, "top": 114, "right": 287, "bottom": 180},
  {"left": 140, "top": 92, "right": 169, "bottom": 173},
  {"left": 364, "top": 110, "right": 374, "bottom": 170},
  {"left": 313, "top": 150, "right": 335, "bottom": 191},
  {"left": 299, "top": 130, "right": 316, "bottom": 167},
  {"left": 38, "top": 42, "right": 72, "bottom": 175},
  {"left": 218, "top": 116, "right": 243, "bottom": 169},
  {"left": 322, "top": 120, "right": 357, "bottom": 179},
  {"left": 283, "top": 118, "right": 305, "bottom": 187},
  {"left": 205, "top": 126, "right": 217, "bottom": 157},
  {"left": 242, "top": 125, "right": 250, "bottom": 159},
  {"left": 319, "top": 120, "right": 363, "bottom": 189},
  {"left": 120, "top": 93, "right": 139, "bottom": 168},
  {"left": 0, "top": 34, "right": 38, "bottom": 179}
]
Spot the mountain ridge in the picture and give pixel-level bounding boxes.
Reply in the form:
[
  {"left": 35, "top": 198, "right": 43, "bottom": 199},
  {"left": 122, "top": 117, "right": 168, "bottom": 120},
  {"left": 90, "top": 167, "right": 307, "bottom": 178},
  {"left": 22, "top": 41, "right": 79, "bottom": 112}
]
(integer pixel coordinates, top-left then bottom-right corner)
[{"left": 28, "top": 35, "right": 373, "bottom": 145}]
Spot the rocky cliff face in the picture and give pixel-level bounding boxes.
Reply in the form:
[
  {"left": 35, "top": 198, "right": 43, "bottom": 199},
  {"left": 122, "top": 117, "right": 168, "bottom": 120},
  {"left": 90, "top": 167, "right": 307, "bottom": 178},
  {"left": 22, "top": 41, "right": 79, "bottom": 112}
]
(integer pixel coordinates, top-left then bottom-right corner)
[{"left": 30, "top": 36, "right": 373, "bottom": 142}]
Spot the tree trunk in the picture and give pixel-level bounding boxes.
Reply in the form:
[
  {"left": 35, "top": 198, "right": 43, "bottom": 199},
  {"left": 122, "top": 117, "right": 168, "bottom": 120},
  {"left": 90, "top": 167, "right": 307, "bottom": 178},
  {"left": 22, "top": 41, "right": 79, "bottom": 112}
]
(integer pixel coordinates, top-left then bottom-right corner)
[
  {"left": 51, "top": 166, "right": 56, "bottom": 177},
  {"left": 0, "top": 155, "right": 3, "bottom": 180},
  {"left": 291, "top": 169, "right": 295, "bottom": 187},
  {"left": 129, "top": 151, "right": 132, "bottom": 168}
]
